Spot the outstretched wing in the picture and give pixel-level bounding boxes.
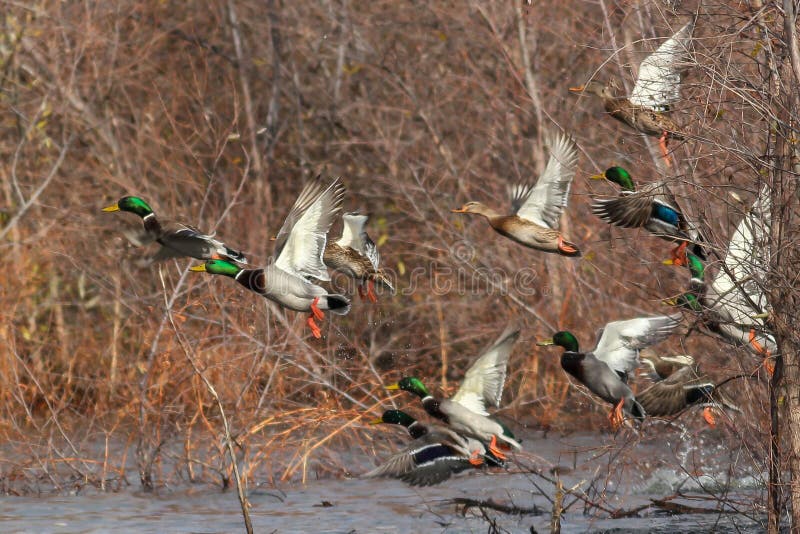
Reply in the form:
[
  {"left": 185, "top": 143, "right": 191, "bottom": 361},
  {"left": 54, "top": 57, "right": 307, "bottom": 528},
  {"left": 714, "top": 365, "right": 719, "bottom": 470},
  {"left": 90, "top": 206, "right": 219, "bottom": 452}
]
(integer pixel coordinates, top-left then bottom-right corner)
[
  {"left": 593, "top": 314, "right": 682, "bottom": 376},
  {"left": 274, "top": 177, "right": 345, "bottom": 280},
  {"left": 637, "top": 365, "right": 714, "bottom": 417},
  {"left": 630, "top": 21, "right": 694, "bottom": 111},
  {"left": 451, "top": 326, "right": 520, "bottom": 415},
  {"left": 591, "top": 182, "right": 688, "bottom": 239},
  {"left": 510, "top": 132, "right": 578, "bottom": 229},
  {"left": 711, "top": 186, "right": 771, "bottom": 324}
]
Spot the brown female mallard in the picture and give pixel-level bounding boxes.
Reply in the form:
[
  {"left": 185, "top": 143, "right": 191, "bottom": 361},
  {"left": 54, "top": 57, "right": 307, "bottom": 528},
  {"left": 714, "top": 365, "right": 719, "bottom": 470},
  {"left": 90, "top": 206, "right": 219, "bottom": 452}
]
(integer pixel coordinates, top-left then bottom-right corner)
[
  {"left": 637, "top": 350, "right": 740, "bottom": 426},
  {"left": 452, "top": 131, "right": 580, "bottom": 256},
  {"left": 323, "top": 213, "right": 394, "bottom": 302},
  {"left": 570, "top": 22, "right": 694, "bottom": 165}
]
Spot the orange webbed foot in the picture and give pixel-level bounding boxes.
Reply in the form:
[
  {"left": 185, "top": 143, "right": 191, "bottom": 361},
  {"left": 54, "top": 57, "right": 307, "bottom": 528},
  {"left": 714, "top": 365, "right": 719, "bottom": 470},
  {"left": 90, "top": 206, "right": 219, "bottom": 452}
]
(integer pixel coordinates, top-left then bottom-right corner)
[
  {"left": 557, "top": 236, "right": 579, "bottom": 255},
  {"left": 488, "top": 435, "right": 508, "bottom": 461},
  {"left": 749, "top": 329, "right": 774, "bottom": 375},
  {"left": 306, "top": 316, "right": 322, "bottom": 338},
  {"left": 608, "top": 398, "right": 625, "bottom": 430},
  {"left": 366, "top": 279, "right": 378, "bottom": 303},
  {"left": 659, "top": 131, "right": 672, "bottom": 168},
  {"left": 668, "top": 241, "right": 689, "bottom": 266},
  {"left": 703, "top": 407, "right": 716, "bottom": 428},
  {"left": 468, "top": 450, "right": 484, "bottom": 467},
  {"left": 310, "top": 296, "right": 325, "bottom": 321},
  {"left": 748, "top": 328, "right": 770, "bottom": 357}
]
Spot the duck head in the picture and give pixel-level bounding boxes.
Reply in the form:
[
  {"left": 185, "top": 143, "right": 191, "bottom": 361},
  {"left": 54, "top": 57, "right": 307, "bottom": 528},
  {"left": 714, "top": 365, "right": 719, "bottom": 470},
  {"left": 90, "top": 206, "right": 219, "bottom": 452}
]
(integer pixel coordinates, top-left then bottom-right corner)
[
  {"left": 569, "top": 79, "right": 616, "bottom": 99},
  {"left": 451, "top": 201, "right": 498, "bottom": 218},
  {"left": 663, "top": 292, "right": 703, "bottom": 312},
  {"left": 591, "top": 166, "right": 636, "bottom": 192},
  {"left": 370, "top": 409, "right": 416, "bottom": 427},
  {"left": 189, "top": 259, "right": 242, "bottom": 278},
  {"left": 386, "top": 377, "right": 430, "bottom": 399},
  {"left": 102, "top": 196, "right": 154, "bottom": 218},
  {"left": 537, "top": 331, "right": 580, "bottom": 352},
  {"left": 664, "top": 251, "right": 705, "bottom": 281}
]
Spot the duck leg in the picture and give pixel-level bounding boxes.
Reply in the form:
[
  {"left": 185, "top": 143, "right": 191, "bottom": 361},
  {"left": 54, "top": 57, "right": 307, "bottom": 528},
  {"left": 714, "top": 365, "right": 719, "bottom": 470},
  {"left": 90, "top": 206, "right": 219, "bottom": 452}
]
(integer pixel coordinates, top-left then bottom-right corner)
[
  {"left": 608, "top": 398, "right": 625, "bottom": 430},
  {"left": 357, "top": 284, "right": 367, "bottom": 301},
  {"left": 668, "top": 241, "right": 689, "bottom": 266},
  {"left": 702, "top": 407, "right": 716, "bottom": 428},
  {"left": 659, "top": 131, "right": 672, "bottom": 168},
  {"left": 310, "top": 297, "right": 325, "bottom": 320},
  {"left": 305, "top": 297, "right": 325, "bottom": 338},
  {"left": 468, "top": 450, "right": 484, "bottom": 467},
  {"left": 487, "top": 435, "right": 508, "bottom": 461},
  {"left": 557, "top": 235, "right": 579, "bottom": 255},
  {"left": 365, "top": 279, "right": 378, "bottom": 303},
  {"left": 749, "top": 329, "right": 775, "bottom": 374},
  {"left": 306, "top": 316, "right": 322, "bottom": 338}
]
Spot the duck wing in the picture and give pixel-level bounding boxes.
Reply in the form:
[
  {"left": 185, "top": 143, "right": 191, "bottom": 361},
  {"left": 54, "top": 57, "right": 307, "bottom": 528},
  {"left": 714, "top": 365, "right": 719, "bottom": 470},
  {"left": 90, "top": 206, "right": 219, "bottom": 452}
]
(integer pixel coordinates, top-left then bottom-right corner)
[
  {"left": 451, "top": 326, "right": 520, "bottom": 415},
  {"left": 363, "top": 428, "right": 472, "bottom": 486},
  {"left": 710, "top": 186, "right": 771, "bottom": 323},
  {"left": 637, "top": 365, "right": 714, "bottom": 416},
  {"left": 593, "top": 314, "right": 682, "bottom": 377},
  {"left": 274, "top": 177, "right": 345, "bottom": 280},
  {"left": 630, "top": 21, "right": 694, "bottom": 112},
  {"left": 154, "top": 220, "right": 247, "bottom": 262},
  {"left": 338, "top": 213, "right": 380, "bottom": 269},
  {"left": 592, "top": 182, "right": 688, "bottom": 239},
  {"left": 510, "top": 132, "right": 578, "bottom": 229}
]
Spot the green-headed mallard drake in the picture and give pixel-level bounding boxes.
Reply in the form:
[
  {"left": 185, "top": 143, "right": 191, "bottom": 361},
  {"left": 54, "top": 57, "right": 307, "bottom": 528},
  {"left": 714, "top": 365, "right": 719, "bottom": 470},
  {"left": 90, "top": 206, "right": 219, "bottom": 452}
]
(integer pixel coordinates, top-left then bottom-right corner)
[
  {"left": 323, "top": 213, "right": 394, "bottom": 302},
  {"left": 590, "top": 166, "right": 706, "bottom": 264},
  {"left": 668, "top": 252, "right": 776, "bottom": 360},
  {"left": 570, "top": 22, "right": 694, "bottom": 166},
  {"left": 364, "top": 409, "right": 503, "bottom": 486},
  {"left": 636, "top": 352, "right": 740, "bottom": 425},
  {"left": 189, "top": 177, "right": 350, "bottom": 338},
  {"left": 102, "top": 196, "right": 247, "bottom": 263},
  {"left": 451, "top": 132, "right": 581, "bottom": 256},
  {"left": 666, "top": 187, "right": 775, "bottom": 358},
  {"left": 387, "top": 327, "right": 522, "bottom": 458},
  {"left": 537, "top": 314, "right": 682, "bottom": 428}
]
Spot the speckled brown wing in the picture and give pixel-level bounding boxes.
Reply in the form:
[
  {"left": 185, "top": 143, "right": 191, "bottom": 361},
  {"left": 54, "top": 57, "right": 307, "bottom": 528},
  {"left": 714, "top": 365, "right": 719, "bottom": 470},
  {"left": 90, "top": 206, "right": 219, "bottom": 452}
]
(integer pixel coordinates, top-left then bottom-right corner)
[
  {"left": 637, "top": 366, "right": 714, "bottom": 416},
  {"left": 323, "top": 242, "right": 374, "bottom": 280},
  {"left": 605, "top": 99, "right": 683, "bottom": 139}
]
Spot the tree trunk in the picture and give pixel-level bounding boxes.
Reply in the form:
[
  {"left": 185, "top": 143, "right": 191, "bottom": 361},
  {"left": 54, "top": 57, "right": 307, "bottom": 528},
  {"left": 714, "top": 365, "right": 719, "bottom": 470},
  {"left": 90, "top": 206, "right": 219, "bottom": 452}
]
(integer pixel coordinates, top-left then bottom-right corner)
[{"left": 766, "top": 4, "right": 800, "bottom": 529}]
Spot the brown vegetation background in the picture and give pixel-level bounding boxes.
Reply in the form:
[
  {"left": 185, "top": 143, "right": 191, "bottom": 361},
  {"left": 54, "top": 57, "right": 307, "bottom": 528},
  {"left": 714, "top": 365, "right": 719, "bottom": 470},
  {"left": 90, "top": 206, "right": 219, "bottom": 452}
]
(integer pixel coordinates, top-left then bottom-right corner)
[{"left": 0, "top": 0, "right": 783, "bottom": 494}]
